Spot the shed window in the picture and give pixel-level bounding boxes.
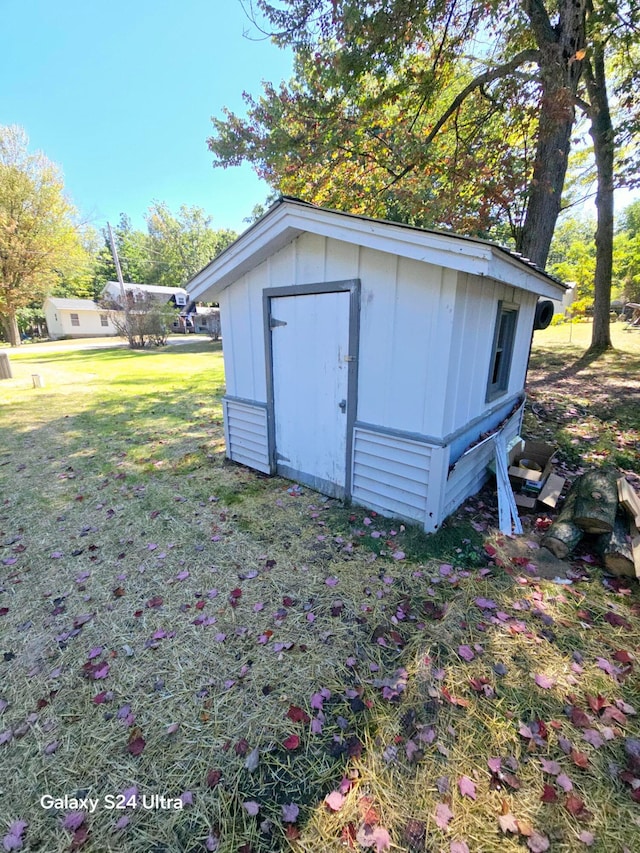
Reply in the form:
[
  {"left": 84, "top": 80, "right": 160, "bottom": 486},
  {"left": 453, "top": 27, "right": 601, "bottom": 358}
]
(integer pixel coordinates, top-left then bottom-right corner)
[
  {"left": 486, "top": 302, "right": 518, "bottom": 401},
  {"left": 100, "top": 313, "right": 109, "bottom": 327},
  {"left": 70, "top": 313, "right": 80, "bottom": 327}
]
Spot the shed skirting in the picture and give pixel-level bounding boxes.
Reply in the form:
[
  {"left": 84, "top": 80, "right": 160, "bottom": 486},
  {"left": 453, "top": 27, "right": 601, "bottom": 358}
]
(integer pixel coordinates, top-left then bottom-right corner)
[
  {"left": 350, "top": 426, "right": 449, "bottom": 530},
  {"left": 223, "top": 397, "right": 271, "bottom": 474},
  {"left": 442, "top": 403, "right": 523, "bottom": 518}
]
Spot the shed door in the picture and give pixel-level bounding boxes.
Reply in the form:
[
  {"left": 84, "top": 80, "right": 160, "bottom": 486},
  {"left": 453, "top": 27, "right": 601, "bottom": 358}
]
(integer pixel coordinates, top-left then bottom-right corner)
[{"left": 270, "top": 291, "right": 351, "bottom": 496}]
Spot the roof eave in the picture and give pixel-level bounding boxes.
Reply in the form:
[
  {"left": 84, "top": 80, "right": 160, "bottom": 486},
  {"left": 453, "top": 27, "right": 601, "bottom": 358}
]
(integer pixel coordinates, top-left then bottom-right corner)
[{"left": 186, "top": 198, "right": 567, "bottom": 301}]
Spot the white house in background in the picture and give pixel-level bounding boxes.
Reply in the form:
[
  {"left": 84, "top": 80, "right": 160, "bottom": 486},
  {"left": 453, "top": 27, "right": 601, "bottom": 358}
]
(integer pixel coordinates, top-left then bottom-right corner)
[
  {"left": 187, "top": 197, "right": 566, "bottom": 533},
  {"left": 101, "top": 281, "right": 189, "bottom": 309},
  {"left": 43, "top": 297, "right": 116, "bottom": 340}
]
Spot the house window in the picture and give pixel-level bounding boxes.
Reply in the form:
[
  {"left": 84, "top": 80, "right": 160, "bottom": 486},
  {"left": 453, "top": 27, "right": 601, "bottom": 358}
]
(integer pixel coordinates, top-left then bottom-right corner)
[
  {"left": 100, "top": 314, "right": 109, "bottom": 327},
  {"left": 486, "top": 302, "right": 518, "bottom": 401},
  {"left": 70, "top": 313, "right": 80, "bottom": 327}
]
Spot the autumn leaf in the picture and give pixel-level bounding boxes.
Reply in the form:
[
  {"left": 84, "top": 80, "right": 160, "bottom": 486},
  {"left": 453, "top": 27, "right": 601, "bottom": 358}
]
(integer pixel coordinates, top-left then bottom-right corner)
[
  {"left": 540, "top": 784, "right": 558, "bottom": 803},
  {"left": 534, "top": 673, "right": 556, "bottom": 689},
  {"left": 356, "top": 823, "right": 391, "bottom": 851},
  {"left": 527, "top": 831, "right": 550, "bottom": 852},
  {"left": 127, "top": 729, "right": 146, "bottom": 757},
  {"left": 324, "top": 790, "right": 345, "bottom": 811},
  {"left": 282, "top": 803, "right": 299, "bottom": 823},
  {"left": 498, "top": 812, "right": 519, "bottom": 833},
  {"left": 571, "top": 748, "right": 590, "bottom": 769},
  {"left": 458, "top": 776, "right": 476, "bottom": 799},
  {"left": 286, "top": 705, "right": 310, "bottom": 724},
  {"left": 206, "top": 769, "right": 222, "bottom": 788},
  {"left": 243, "top": 801, "right": 259, "bottom": 816},
  {"left": 435, "top": 802, "right": 454, "bottom": 829},
  {"left": 283, "top": 734, "right": 300, "bottom": 750},
  {"left": 2, "top": 819, "right": 27, "bottom": 851},
  {"left": 565, "top": 793, "right": 592, "bottom": 820}
]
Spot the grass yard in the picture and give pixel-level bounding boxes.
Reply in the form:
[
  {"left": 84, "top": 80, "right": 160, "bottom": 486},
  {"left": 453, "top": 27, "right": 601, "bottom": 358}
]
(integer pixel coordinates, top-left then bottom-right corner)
[{"left": 0, "top": 329, "right": 639, "bottom": 853}]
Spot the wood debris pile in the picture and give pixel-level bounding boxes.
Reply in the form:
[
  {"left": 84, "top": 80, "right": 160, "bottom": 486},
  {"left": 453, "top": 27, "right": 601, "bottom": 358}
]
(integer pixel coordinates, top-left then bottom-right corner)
[{"left": 541, "top": 470, "right": 640, "bottom": 579}]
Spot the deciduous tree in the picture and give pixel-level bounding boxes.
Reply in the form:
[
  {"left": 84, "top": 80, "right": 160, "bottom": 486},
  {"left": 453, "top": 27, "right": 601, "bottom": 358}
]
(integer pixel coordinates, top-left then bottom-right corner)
[
  {"left": 145, "top": 202, "right": 236, "bottom": 288},
  {"left": 0, "top": 125, "right": 83, "bottom": 346}
]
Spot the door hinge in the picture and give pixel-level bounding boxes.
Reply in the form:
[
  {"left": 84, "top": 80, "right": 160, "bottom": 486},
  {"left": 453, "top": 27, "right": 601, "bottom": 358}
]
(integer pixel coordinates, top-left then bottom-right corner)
[
  {"left": 343, "top": 355, "right": 356, "bottom": 362},
  {"left": 270, "top": 317, "right": 287, "bottom": 329}
]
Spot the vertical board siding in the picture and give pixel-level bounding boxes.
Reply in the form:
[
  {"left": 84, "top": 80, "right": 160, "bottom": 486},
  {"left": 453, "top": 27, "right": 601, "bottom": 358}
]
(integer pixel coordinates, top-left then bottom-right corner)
[
  {"left": 351, "top": 427, "right": 435, "bottom": 524},
  {"left": 223, "top": 399, "right": 271, "bottom": 474},
  {"left": 442, "top": 275, "right": 536, "bottom": 437},
  {"left": 442, "top": 404, "right": 523, "bottom": 518}
]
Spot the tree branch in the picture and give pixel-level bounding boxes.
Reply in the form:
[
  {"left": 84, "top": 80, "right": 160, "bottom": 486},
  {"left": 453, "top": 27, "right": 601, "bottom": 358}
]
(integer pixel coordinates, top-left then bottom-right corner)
[{"left": 383, "top": 48, "right": 541, "bottom": 190}]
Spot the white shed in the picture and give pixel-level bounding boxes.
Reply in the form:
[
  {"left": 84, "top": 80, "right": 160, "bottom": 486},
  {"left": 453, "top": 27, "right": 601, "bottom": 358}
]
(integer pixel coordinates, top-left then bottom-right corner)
[{"left": 187, "top": 198, "right": 565, "bottom": 533}]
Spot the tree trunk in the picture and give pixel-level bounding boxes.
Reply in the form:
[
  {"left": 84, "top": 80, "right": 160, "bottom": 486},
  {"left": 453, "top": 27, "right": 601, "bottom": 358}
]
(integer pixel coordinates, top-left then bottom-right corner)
[
  {"left": 583, "top": 41, "right": 614, "bottom": 352},
  {"left": 519, "top": 0, "right": 587, "bottom": 269},
  {"left": 2, "top": 311, "right": 21, "bottom": 347},
  {"left": 541, "top": 487, "right": 583, "bottom": 558},
  {"left": 573, "top": 469, "right": 619, "bottom": 533}
]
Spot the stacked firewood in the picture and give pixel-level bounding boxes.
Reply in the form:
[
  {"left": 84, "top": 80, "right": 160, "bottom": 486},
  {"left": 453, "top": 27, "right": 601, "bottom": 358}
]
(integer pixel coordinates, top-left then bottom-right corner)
[{"left": 541, "top": 471, "right": 640, "bottom": 579}]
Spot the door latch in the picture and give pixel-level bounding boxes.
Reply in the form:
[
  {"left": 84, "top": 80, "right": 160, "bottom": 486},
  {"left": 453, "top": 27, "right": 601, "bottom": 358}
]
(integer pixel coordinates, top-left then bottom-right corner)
[{"left": 338, "top": 399, "right": 347, "bottom": 413}]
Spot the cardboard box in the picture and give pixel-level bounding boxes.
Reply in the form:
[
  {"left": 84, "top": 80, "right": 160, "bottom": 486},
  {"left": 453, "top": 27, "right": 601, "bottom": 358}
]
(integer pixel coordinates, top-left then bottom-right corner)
[
  {"left": 508, "top": 439, "right": 556, "bottom": 486},
  {"left": 538, "top": 473, "right": 565, "bottom": 509}
]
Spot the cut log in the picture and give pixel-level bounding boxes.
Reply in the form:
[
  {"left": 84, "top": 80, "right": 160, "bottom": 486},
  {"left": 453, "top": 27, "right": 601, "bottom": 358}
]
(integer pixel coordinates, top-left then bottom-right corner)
[
  {"left": 541, "top": 488, "right": 583, "bottom": 559},
  {"left": 617, "top": 477, "right": 640, "bottom": 527},
  {"left": 572, "top": 469, "right": 619, "bottom": 534},
  {"left": 631, "top": 519, "right": 640, "bottom": 580},
  {"left": 596, "top": 511, "right": 636, "bottom": 579}
]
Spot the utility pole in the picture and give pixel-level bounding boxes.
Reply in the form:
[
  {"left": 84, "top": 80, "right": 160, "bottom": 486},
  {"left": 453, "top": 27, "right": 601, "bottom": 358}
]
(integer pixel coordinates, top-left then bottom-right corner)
[{"left": 107, "top": 222, "right": 133, "bottom": 346}]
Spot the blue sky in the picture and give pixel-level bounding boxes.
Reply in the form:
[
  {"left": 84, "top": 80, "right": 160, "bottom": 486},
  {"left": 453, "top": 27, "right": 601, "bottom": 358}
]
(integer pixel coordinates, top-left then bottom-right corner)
[{"left": 0, "top": 0, "right": 293, "bottom": 235}]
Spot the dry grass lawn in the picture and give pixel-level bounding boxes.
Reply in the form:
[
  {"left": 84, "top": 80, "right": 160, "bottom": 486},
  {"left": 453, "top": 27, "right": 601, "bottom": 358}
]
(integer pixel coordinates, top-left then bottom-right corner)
[{"left": 0, "top": 328, "right": 639, "bottom": 853}]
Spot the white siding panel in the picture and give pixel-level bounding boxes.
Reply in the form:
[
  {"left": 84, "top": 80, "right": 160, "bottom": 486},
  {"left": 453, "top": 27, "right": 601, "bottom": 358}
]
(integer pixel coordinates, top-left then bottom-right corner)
[
  {"left": 351, "top": 427, "right": 433, "bottom": 523},
  {"left": 325, "top": 238, "right": 360, "bottom": 281},
  {"left": 442, "top": 404, "right": 522, "bottom": 518},
  {"left": 224, "top": 399, "right": 271, "bottom": 474},
  {"left": 355, "top": 249, "right": 399, "bottom": 428},
  {"left": 295, "top": 232, "right": 327, "bottom": 283},
  {"left": 267, "top": 243, "right": 296, "bottom": 289},
  {"left": 442, "top": 275, "right": 536, "bottom": 437}
]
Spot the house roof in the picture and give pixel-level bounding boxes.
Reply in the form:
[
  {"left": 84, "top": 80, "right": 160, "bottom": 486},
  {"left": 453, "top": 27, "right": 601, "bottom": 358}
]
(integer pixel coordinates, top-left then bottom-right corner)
[
  {"left": 44, "top": 297, "right": 100, "bottom": 311},
  {"left": 186, "top": 197, "right": 567, "bottom": 302},
  {"left": 104, "top": 282, "right": 188, "bottom": 297}
]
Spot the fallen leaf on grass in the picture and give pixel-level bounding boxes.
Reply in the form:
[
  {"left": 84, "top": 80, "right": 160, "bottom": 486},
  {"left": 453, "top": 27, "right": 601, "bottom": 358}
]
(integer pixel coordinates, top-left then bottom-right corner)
[
  {"left": 206, "top": 769, "right": 222, "bottom": 788},
  {"left": 534, "top": 673, "right": 556, "bottom": 689},
  {"left": 458, "top": 776, "right": 476, "bottom": 800},
  {"left": 540, "top": 784, "right": 558, "bottom": 803},
  {"left": 556, "top": 773, "right": 573, "bottom": 792},
  {"left": 571, "top": 748, "right": 590, "bottom": 769},
  {"left": 127, "top": 729, "right": 146, "bottom": 756},
  {"left": 287, "top": 705, "right": 310, "bottom": 724},
  {"left": 450, "top": 842, "right": 470, "bottom": 853},
  {"left": 402, "top": 819, "right": 425, "bottom": 848},
  {"left": 356, "top": 823, "right": 391, "bottom": 851},
  {"left": 435, "top": 802, "right": 453, "bottom": 829},
  {"left": 324, "top": 791, "right": 345, "bottom": 811},
  {"left": 243, "top": 801, "right": 260, "bottom": 816},
  {"left": 565, "top": 793, "right": 592, "bottom": 820},
  {"left": 578, "top": 830, "right": 595, "bottom": 846},
  {"left": 283, "top": 734, "right": 300, "bottom": 750},
  {"left": 282, "top": 803, "right": 299, "bottom": 823},
  {"left": 498, "top": 812, "right": 519, "bottom": 834},
  {"left": 527, "top": 831, "right": 550, "bottom": 852},
  {"left": 62, "top": 813, "right": 86, "bottom": 832},
  {"left": 2, "top": 820, "right": 27, "bottom": 851},
  {"left": 458, "top": 645, "right": 475, "bottom": 661}
]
